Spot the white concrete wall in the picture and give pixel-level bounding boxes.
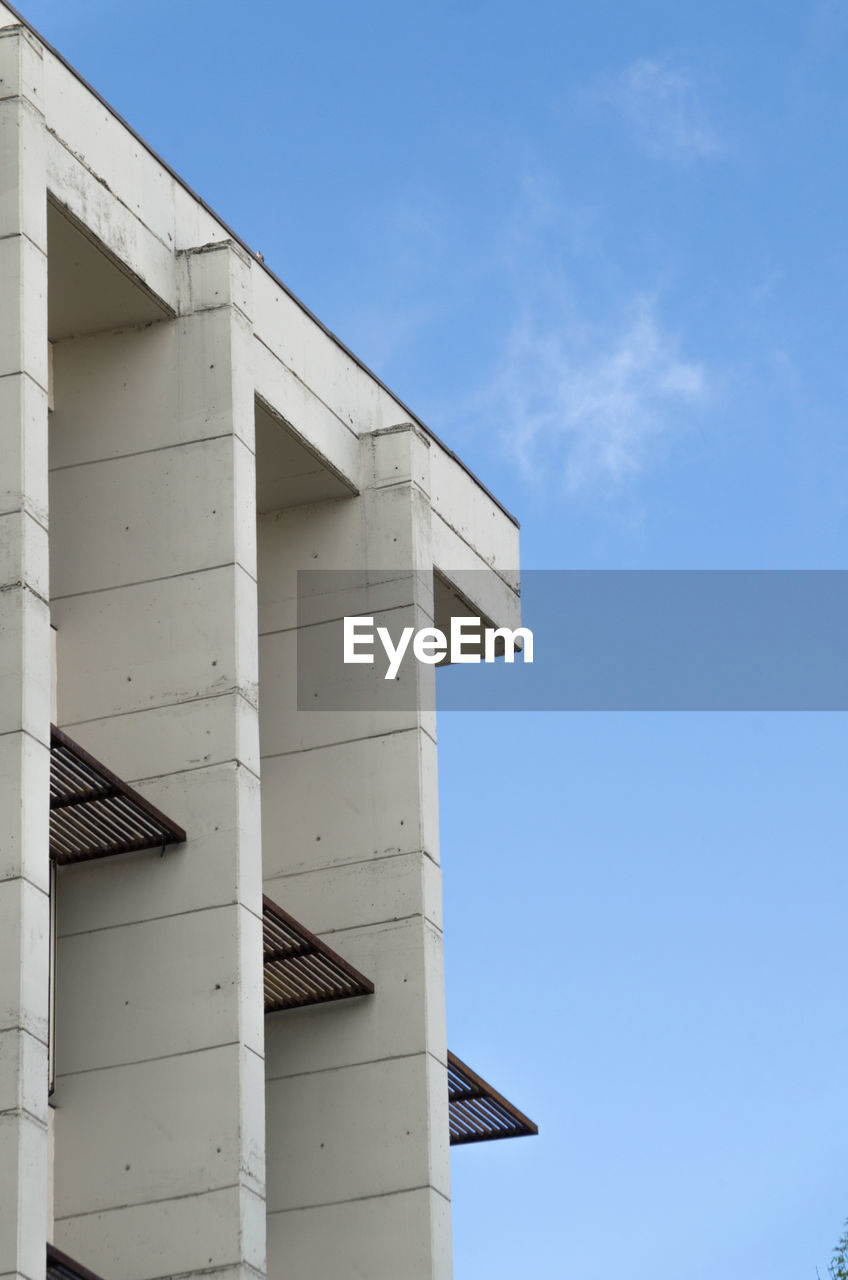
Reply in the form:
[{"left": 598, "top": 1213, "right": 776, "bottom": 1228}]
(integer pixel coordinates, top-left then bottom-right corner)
[
  {"left": 48, "top": 242, "right": 265, "bottom": 1280},
  {"left": 258, "top": 424, "right": 452, "bottom": 1279},
  {"left": 0, "top": 24, "right": 52, "bottom": 1280},
  {"left": 0, "top": 12, "right": 523, "bottom": 1280}
]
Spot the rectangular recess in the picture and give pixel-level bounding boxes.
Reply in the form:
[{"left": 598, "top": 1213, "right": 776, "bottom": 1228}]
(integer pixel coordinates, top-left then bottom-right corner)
[{"left": 448, "top": 1050, "right": 538, "bottom": 1145}]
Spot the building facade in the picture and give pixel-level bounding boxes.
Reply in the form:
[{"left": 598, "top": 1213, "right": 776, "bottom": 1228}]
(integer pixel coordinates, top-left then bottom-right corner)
[{"left": 0, "top": 8, "right": 534, "bottom": 1279}]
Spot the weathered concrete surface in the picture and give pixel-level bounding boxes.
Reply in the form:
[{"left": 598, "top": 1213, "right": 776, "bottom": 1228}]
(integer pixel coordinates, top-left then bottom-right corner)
[
  {"left": 50, "top": 242, "right": 265, "bottom": 1280},
  {"left": 0, "top": 22, "right": 51, "bottom": 1280},
  {"left": 0, "top": 6, "right": 522, "bottom": 1278}
]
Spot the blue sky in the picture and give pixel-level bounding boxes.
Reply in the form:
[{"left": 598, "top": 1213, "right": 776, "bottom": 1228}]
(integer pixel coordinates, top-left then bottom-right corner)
[{"left": 19, "top": 1, "right": 848, "bottom": 1274}]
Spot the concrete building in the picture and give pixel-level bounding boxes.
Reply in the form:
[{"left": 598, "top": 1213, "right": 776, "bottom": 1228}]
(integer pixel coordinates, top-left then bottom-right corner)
[{"left": 0, "top": 6, "right": 535, "bottom": 1279}]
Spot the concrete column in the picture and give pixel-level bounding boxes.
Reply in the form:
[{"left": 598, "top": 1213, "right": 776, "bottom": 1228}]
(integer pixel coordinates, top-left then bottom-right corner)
[
  {"left": 259, "top": 423, "right": 452, "bottom": 1278},
  {"left": 48, "top": 242, "right": 265, "bottom": 1280},
  {"left": 0, "top": 24, "right": 51, "bottom": 1280}
]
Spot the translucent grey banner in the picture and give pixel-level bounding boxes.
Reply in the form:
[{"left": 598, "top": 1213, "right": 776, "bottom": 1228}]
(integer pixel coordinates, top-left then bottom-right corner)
[{"left": 296, "top": 570, "right": 848, "bottom": 711}]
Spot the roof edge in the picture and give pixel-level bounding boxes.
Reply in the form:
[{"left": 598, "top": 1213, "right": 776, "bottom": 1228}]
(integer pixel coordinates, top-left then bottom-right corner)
[{"left": 1, "top": 3, "right": 519, "bottom": 530}]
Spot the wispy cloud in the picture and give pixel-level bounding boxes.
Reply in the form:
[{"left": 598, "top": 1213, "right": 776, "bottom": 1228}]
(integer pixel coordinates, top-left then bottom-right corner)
[
  {"left": 490, "top": 297, "right": 707, "bottom": 493},
  {"left": 594, "top": 58, "right": 721, "bottom": 161},
  {"left": 342, "top": 154, "right": 712, "bottom": 500}
]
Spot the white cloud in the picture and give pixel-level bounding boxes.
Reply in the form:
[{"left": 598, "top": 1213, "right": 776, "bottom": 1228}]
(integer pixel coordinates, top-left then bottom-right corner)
[
  {"left": 492, "top": 298, "right": 707, "bottom": 493},
  {"left": 596, "top": 58, "right": 720, "bottom": 160}
]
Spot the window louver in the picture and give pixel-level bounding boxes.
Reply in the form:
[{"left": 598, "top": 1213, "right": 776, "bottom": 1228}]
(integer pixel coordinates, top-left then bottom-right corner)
[{"left": 448, "top": 1050, "right": 538, "bottom": 1145}]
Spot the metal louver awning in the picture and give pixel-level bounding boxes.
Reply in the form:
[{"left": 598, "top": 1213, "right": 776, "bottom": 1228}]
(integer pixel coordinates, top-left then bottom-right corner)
[
  {"left": 47, "top": 1245, "right": 107, "bottom": 1280},
  {"left": 263, "top": 894, "right": 374, "bottom": 1011},
  {"left": 448, "top": 1050, "right": 538, "bottom": 1145},
  {"left": 50, "top": 725, "right": 186, "bottom": 864}
]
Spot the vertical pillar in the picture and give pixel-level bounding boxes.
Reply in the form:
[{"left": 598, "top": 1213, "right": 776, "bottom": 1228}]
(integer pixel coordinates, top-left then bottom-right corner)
[
  {"left": 49, "top": 241, "right": 265, "bottom": 1280},
  {"left": 0, "top": 24, "right": 51, "bottom": 1280},
  {"left": 260, "top": 423, "right": 452, "bottom": 1277}
]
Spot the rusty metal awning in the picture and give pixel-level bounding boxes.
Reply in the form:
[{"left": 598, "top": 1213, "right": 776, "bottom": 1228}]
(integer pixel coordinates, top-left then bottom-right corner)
[
  {"left": 50, "top": 725, "right": 186, "bottom": 864},
  {"left": 448, "top": 1050, "right": 538, "bottom": 1145},
  {"left": 47, "top": 1245, "right": 107, "bottom": 1280},
  {"left": 263, "top": 894, "right": 374, "bottom": 1011}
]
